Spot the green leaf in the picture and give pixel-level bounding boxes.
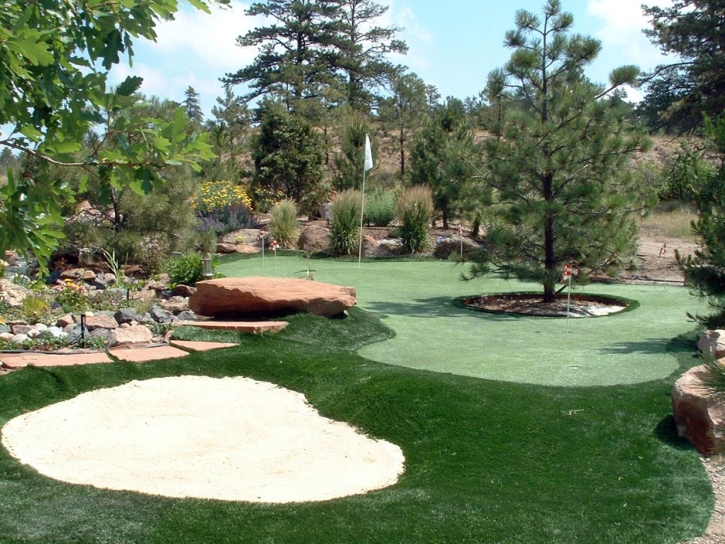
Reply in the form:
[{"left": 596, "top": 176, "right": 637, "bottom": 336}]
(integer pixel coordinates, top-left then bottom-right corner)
[{"left": 116, "top": 76, "right": 144, "bottom": 97}]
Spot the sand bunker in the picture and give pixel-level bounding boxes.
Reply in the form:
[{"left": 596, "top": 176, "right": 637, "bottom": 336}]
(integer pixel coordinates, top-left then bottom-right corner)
[{"left": 1, "top": 376, "right": 405, "bottom": 503}]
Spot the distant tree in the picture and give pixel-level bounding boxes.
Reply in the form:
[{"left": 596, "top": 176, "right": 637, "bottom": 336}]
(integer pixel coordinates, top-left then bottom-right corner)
[
  {"left": 409, "top": 100, "right": 479, "bottom": 228},
  {"left": 333, "top": 0, "right": 408, "bottom": 112},
  {"left": 183, "top": 86, "right": 204, "bottom": 124},
  {"left": 333, "top": 114, "right": 375, "bottom": 191},
  {"left": 205, "top": 83, "right": 250, "bottom": 180},
  {"left": 642, "top": 0, "right": 725, "bottom": 133},
  {"left": 224, "top": 0, "right": 340, "bottom": 111},
  {"left": 465, "top": 0, "right": 652, "bottom": 302},
  {"left": 251, "top": 101, "right": 326, "bottom": 208},
  {"left": 678, "top": 116, "right": 725, "bottom": 327},
  {"left": 378, "top": 71, "right": 428, "bottom": 177}
]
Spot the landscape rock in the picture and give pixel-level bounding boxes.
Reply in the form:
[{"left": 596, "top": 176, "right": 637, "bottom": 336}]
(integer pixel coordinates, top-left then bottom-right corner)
[
  {"left": 114, "top": 308, "right": 137, "bottom": 324},
  {"left": 59, "top": 268, "right": 84, "bottom": 281},
  {"left": 56, "top": 314, "right": 76, "bottom": 328},
  {"left": 108, "top": 325, "right": 154, "bottom": 347},
  {"left": 36, "top": 327, "right": 66, "bottom": 340},
  {"left": 11, "top": 334, "right": 29, "bottom": 344},
  {"left": 189, "top": 277, "right": 356, "bottom": 318},
  {"left": 0, "top": 279, "right": 31, "bottom": 307},
  {"left": 84, "top": 314, "right": 118, "bottom": 331},
  {"left": 92, "top": 277, "right": 109, "bottom": 290},
  {"left": 159, "top": 297, "right": 189, "bottom": 314},
  {"left": 434, "top": 236, "right": 480, "bottom": 260},
  {"left": 216, "top": 242, "right": 238, "bottom": 254},
  {"left": 11, "top": 324, "right": 34, "bottom": 336},
  {"left": 89, "top": 328, "right": 112, "bottom": 343},
  {"left": 367, "top": 239, "right": 402, "bottom": 258},
  {"left": 176, "top": 311, "right": 198, "bottom": 322},
  {"left": 82, "top": 270, "right": 97, "bottom": 282},
  {"left": 172, "top": 285, "right": 196, "bottom": 297},
  {"left": 0, "top": 332, "right": 14, "bottom": 342},
  {"left": 0, "top": 325, "right": 10, "bottom": 334},
  {"left": 699, "top": 330, "right": 725, "bottom": 359},
  {"left": 298, "top": 225, "right": 330, "bottom": 252},
  {"left": 673, "top": 364, "right": 725, "bottom": 455},
  {"left": 148, "top": 305, "right": 174, "bottom": 323}
]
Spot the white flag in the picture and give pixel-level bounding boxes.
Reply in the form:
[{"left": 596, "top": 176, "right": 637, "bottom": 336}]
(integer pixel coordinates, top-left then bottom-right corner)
[{"left": 364, "top": 134, "right": 373, "bottom": 172}]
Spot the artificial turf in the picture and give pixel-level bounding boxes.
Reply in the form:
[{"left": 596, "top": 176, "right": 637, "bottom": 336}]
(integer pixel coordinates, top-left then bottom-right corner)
[
  {"left": 218, "top": 254, "right": 709, "bottom": 386},
  {"left": 0, "top": 255, "right": 714, "bottom": 543}
]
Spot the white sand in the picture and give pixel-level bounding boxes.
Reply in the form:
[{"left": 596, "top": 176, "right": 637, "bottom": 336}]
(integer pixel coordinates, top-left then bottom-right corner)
[{"left": 1, "top": 376, "right": 405, "bottom": 503}]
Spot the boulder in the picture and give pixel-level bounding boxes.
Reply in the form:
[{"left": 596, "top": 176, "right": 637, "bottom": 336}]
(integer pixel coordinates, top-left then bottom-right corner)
[
  {"left": 698, "top": 330, "right": 725, "bottom": 359},
  {"left": 0, "top": 279, "right": 31, "bottom": 308},
  {"left": 56, "top": 314, "right": 76, "bottom": 328},
  {"left": 189, "top": 277, "right": 356, "bottom": 318},
  {"left": 172, "top": 284, "right": 196, "bottom": 297},
  {"left": 298, "top": 225, "right": 330, "bottom": 252},
  {"left": 84, "top": 314, "right": 118, "bottom": 331},
  {"left": 434, "top": 236, "right": 480, "bottom": 260},
  {"left": 159, "top": 298, "right": 189, "bottom": 314},
  {"left": 367, "top": 239, "right": 402, "bottom": 259},
  {"left": 672, "top": 364, "right": 725, "bottom": 455},
  {"left": 37, "top": 327, "right": 67, "bottom": 341},
  {"left": 148, "top": 305, "right": 174, "bottom": 323},
  {"left": 114, "top": 308, "right": 137, "bottom": 325},
  {"left": 216, "top": 242, "right": 238, "bottom": 254},
  {"left": 108, "top": 325, "right": 154, "bottom": 348}
]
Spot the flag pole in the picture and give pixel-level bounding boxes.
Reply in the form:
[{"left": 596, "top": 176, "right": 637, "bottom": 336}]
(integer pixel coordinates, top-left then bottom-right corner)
[
  {"left": 358, "top": 167, "right": 367, "bottom": 268},
  {"left": 358, "top": 134, "right": 373, "bottom": 268}
]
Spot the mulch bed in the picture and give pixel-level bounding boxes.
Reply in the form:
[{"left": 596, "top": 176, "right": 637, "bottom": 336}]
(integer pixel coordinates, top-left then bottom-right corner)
[{"left": 461, "top": 293, "right": 629, "bottom": 317}]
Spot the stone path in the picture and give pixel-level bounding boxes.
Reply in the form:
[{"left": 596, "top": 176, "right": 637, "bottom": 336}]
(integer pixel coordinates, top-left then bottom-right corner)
[{"left": 0, "top": 340, "right": 239, "bottom": 370}]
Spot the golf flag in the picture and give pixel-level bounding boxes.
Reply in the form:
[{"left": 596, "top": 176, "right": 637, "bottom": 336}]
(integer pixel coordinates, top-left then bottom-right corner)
[
  {"left": 658, "top": 242, "right": 667, "bottom": 259},
  {"left": 364, "top": 134, "right": 373, "bottom": 172}
]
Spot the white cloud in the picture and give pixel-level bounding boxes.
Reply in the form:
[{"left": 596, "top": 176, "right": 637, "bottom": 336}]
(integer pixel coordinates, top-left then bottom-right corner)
[{"left": 587, "top": 0, "right": 673, "bottom": 67}]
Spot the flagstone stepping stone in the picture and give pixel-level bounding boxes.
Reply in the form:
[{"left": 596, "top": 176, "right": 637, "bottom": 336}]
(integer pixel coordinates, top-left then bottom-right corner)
[
  {"left": 169, "top": 340, "right": 238, "bottom": 352},
  {"left": 174, "top": 320, "right": 288, "bottom": 334},
  {"left": 189, "top": 277, "right": 356, "bottom": 318},
  {"left": 0, "top": 351, "right": 113, "bottom": 369},
  {"left": 108, "top": 345, "right": 189, "bottom": 363}
]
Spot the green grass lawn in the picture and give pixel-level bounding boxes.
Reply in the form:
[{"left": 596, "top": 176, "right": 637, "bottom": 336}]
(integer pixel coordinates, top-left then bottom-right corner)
[
  {"left": 0, "top": 254, "right": 714, "bottom": 543},
  {"left": 219, "top": 254, "right": 708, "bottom": 386}
]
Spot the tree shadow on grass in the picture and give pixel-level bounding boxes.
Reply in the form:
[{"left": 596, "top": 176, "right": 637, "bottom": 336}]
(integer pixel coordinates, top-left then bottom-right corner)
[
  {"left": 597, "top": 338, "right": 675, "bottom": 355},
  {"left": 364, "top": 297, "right": 527, "bottom": 320}
]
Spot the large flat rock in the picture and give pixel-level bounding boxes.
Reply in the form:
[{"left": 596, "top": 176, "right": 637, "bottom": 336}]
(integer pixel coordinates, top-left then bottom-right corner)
[{"left": 189, "top": 277, "right": 356, "bottom": 318}]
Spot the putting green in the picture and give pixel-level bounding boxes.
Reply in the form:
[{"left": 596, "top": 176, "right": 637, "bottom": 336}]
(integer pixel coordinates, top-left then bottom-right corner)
[{"left": 218, "top": 255, "right": 707, "bottom": 387}]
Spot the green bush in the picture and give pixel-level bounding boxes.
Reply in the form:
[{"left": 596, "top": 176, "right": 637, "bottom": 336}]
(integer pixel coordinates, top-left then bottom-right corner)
[
  {"left": 395, "top": 186, "right": 434, "bottom": 254},
  {"left": 330, "top": 190, "right": 362, "bottom": 255},
  {"left": 269, "top": 199, "right": 299, "bottom": 249},
  {"left": 167, "top": 253, "right": 204, "bottom": 286},
  {"left": 364, "top": 188, "right": 396, "bottom": 227}
]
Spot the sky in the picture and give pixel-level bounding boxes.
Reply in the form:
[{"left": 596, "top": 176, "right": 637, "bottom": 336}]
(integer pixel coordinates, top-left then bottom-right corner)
[{"left": 109, "top": 0, "right": 674, "bottom": 118}]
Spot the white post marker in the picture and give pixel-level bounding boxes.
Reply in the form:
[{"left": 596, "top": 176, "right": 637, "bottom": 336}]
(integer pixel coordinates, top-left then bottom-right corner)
[
  {"left": 270, "top": 240, "right": 279, "bottom": 276},
  {"left": 458, "top": 224, "right": 464, "bottom": 261},
  {"left": 562, "top": 263, "right": 579, "bottom": 331},
  {"left": 358, "top": 134, "right": 374, "bottom": 268},
  {"left": 257, "top": 230, "right": 265, "bottom": 269}
]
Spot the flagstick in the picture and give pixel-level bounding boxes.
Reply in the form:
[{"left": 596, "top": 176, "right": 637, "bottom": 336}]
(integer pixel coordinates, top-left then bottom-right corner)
[
  {"left": 274, "top": 248, "right": 277, "bottom": 276},
  {"left": 358, "top": 164, "right": 367, "bottom": 268},
  {"left": 261, "top": 237, "right": 265, "bottom": 269},
  {"left": 566, "top": 274, "right": 572, "bottom": 333}
]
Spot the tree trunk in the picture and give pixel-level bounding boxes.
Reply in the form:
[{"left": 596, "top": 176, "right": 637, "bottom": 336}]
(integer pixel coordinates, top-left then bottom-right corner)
[
  {"left": 543, "top": 172, "right": 556, "bottom": 303},
  {"left": 399, "top": 127, "right": 405, "bottom": 177}
]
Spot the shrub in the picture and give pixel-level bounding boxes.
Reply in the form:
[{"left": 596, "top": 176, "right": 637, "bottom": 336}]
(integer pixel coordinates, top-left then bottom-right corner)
[
  {"left": 51, "top": 279, "right": 90, "bottom": 312},
  {"left": 21, "top": 295, "right": 53, "bottom": 324},
  {"left": 269, "top": 199, "right": 299, "bottom": 249},
  {"left": 167, "top": 253, "right": 204, "bottom": 286},
  {"left": 330, "top": 190, "right": 362, "bottom": 255},
  {"left": 364, "top": 188, "right": 396, "bottom": 227},
  {"left": 395, "top": 186, "right": 434, "bottom": 254},
  {"left": 194, "top": 181, "right": 255, "bottom": 236}
]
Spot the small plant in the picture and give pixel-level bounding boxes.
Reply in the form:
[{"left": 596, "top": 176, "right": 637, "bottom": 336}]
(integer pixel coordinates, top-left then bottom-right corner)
[
  {"left": 364, "top": 188, "right": 396, "bottom": 227},
  {"left": 330, "top": 189, "right": 361, "bottom": 256},
  {"left": 268, "top": 199, "right": 299, "bottom": 249},
  {"left": 167, "top": 252, "right": 204, "bottom": 286},
  {"left": 52, "top": 279, "right": 91, "bottom": 312},
  {"left": 21, "top": 295, "right": 53, "bottom": 324},
  {"left": 395, "top": 186, "right": 434, "bottom": 254}
]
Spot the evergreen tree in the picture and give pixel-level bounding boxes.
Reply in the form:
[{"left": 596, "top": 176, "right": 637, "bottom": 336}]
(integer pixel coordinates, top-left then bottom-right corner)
[
  {"left": 642, "top": 0, "right": 725, "bottom": 133},
  {"left": 678, "top": 116, "right": 725, "bottom": 327},
  {"left": 466, "top": 0, "right": 652, "bottom": 302},
  {"left": 333, "top": 114, "right": 375, "bottom": 191},
  {"left": 332, "top": 0, "right": 407, "bottom": 112},
  {"left": 224, "top": 0, "right": 341, "bottom": 110},
  {"left": 378, "top": 71, "right": 428, "bottom": 177},
  {"left": 409, "top": 100, "right": 479, "bottom": 228},
  {"left": 205, "top": 84, "right": 250, "bottom": 181},
  {"left": 251, "top": 101, "right": 326, "bottom": 208},
  {"left": 183, "top": 86, "right": 204, "bottom": 124}
]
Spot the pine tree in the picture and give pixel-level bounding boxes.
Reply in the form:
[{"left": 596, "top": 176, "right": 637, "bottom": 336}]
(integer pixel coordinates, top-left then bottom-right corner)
[
  {"left": 183, "top": 86, "right": 204, "bottom": 124},
  {"left": 466, "top": 0, "right": 653, "bottom": 302}
]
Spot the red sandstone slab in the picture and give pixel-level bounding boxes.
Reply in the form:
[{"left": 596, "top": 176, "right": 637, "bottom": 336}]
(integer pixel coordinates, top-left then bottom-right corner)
[
  {"left": 169, "top": 340, "right": 238, "bottom": 352},
  {"left": 109, "top": 345, "right": 190, "bottom": 362},
  {"left": 1, "top": 351, "right": 112, "bottom": 369},
  {"left": 175, "top": 321, "right": 288, "bottom": 334}
]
